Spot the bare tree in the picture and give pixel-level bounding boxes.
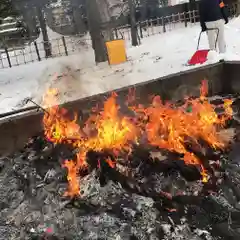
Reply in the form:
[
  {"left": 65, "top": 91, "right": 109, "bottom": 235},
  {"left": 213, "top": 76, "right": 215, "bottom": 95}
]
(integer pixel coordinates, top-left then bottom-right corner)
[
  {"left": 36, "top": 5, "right": 52, "bottom": 58},
  {"left": 128, "top": 0, "right": 139, "bottom": 46},
  {"left": 86, "top": 0, "right": 108, "bottom": 63},
  {"left": 236, "top": 1, "right": 240, "bottom": 16},
  {"left": 96, "top": 0, "right": 114, "bottom": 41},
  {"left": 96, "top": 0, "right": 129, "bottom": 41},
  {"left": 140, "top": 0, "right": 148, "bottom": 21},
  {"left": 12, "top": 1, "right": 38, "bottom": 38},
  {"left": 0, "top": 0, "right": 18, "bottom": 18}
]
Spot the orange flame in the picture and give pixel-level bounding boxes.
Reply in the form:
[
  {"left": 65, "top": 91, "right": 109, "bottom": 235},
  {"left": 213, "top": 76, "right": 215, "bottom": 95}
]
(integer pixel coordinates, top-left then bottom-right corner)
[
  {"left": 43, "top": 91, "right": 137, "bottom": 197},
  {"left": 106, "top": 157, "right": 116, "bottom": 168},
  {"left": 84, "top": 92, "right": 138, "bottom": 152},
  {"left": 42, "top": 80, "right": 233, "bottom": 197},
  {"left": 62, "top": 160, "right": 80, "bottom": 197},
  {"left": 133, "top": 81, "right": 231, "bottom": 165}
]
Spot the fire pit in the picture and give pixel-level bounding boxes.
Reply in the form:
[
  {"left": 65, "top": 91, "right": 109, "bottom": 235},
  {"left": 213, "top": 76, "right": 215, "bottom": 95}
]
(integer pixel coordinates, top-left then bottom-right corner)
[
  {"left": 1, "top": 62, "right": 240, "bottom": 240},
  {"left": 1, "top": 77, "right": 240, "bottom": 240}
]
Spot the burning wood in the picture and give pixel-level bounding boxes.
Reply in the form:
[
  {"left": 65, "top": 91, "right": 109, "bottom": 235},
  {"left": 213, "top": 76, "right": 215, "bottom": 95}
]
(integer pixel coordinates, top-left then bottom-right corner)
[
  {"left": 42, "top": 80, "right": 232, "bottom": 197},
  {"left": 2, "top": 80, "right": 240, "bottom": 239}
]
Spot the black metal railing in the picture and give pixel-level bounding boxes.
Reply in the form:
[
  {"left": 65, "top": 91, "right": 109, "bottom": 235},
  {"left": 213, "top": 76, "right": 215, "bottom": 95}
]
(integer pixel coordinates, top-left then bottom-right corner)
[
  {"left": 113, "top": 4, "right": 238, "bottom": 41},
  {"left": 112, "top": 10, "right": 199, "bottom": 41},
  {"left": 0, "top": 34, "right": 91, "bottom": 69}
]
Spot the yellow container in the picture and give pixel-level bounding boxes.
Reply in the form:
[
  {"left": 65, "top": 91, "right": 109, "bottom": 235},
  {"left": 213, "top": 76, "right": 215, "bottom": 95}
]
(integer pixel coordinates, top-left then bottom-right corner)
[{"left": 106, "top": 39, "right": 127, "bottom": 65}]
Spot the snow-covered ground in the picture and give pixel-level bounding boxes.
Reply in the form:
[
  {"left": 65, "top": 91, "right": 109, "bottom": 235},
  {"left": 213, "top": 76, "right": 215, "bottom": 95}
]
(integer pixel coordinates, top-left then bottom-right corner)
[
  {"left": 0, "top": 20, "right": 186, "bottom": 69},
  {"left": 1, "top": 17, "right": 240, "bottom": 115}
]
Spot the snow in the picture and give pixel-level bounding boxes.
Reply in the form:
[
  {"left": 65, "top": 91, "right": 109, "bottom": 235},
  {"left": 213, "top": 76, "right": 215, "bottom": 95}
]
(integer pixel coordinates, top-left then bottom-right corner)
[
  {"left": 1, "top": 17, "right": 240, "bottom": 116},
  {"left": 0, "top": 22, "right": 18, "bottom": 29},
  {"left": 169, "top": 0, "right": 189, "bottom": 5},
  {"left": 0, "top": 28, "right": 20, "bottom": 34}
]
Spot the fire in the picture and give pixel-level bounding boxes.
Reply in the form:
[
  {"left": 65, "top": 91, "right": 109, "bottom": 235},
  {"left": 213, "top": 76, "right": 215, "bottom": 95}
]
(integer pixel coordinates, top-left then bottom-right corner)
[
  {"left": 200, "top": 165, "right": 209, "bottom": 183},
  {"left": 106, "top": 157, "right": 116, "bottom": 168},
  {"left": 42, "top": 88, "right": 82, "bottom": 144},
  {"left": 62, "top": 160, "right": 80, "bottom": 197},
  {"left": 42, "top": 80, "right": 233, "bottom": 197},
  {"left": 133, "top": 80, "right": 231, "bottom": 165},
  {"left": 84, "top": 92, "right": 137, "bottom": 152},
  {"left": 43, "top": 90, "right": 137, "bottom": 196}
]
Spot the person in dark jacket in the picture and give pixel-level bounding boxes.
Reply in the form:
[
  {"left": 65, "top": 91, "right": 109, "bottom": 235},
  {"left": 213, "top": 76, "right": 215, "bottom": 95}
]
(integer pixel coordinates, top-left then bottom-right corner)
[{"left": 199, "top": 0, "right": 229, "bottom": 53}]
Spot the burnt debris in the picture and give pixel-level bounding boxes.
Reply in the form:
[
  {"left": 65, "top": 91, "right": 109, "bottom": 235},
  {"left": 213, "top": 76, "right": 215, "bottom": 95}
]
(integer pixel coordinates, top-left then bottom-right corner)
[{"left": 1, "top": 95, "right": 240, "bottom": 239}]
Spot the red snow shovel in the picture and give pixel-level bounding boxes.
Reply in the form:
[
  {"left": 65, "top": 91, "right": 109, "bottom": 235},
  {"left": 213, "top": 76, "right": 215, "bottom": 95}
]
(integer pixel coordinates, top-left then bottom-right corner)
[{"left": 188, "top": 28, "right": 219, "bottom": 66}]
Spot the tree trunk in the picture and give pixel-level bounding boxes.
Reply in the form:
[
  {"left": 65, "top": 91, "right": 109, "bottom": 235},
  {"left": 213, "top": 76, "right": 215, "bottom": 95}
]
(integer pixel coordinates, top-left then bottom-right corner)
[
  {"left": 140, "top": 0, "right": 148, "bottom": 21},
  {"left": 86, "top": 0, "right": 108, "bottom": 63},
  {"left": 128, "top": 0, "right": 139, "bottom": 46},
  {"left": 189, "top": 0, "right": 197, "bottom": 11},
  {"left": 72, "top": 7, "right": 87, "bottom": 35},
  {"left": 36, "top": 6, "right": 52, "bottom": 58},
  {"left": 14, "top": 1, "right": 38, "bottom": 38},
  {"left": 96, "top": 0, "right": 114, "bottom": 41},
  {"left": 237, "top": 0, "right": 240, "bottom": 16}
]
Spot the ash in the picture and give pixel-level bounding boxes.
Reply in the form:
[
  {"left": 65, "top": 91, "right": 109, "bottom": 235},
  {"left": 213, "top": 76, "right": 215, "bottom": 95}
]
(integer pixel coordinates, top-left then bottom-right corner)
[
  {"left": 0, "top": 140, "right": 239, "bottom": 240},
  {"left": 1, "top": 96, "right": 240, "bottom": 240}
]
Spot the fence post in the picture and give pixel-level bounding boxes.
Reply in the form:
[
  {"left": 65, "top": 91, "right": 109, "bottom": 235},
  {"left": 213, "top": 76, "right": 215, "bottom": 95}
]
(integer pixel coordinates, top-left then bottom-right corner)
[
  {"left": 193, "top": 10, "right": 196, "bottom": 23},
  {"left": 236, "top": 2, "right": 239, "bottom": 16},
  {"left": 189, "top": 11, "right": 192, "bottom": 23},
  {"left": 5, "top": 48, "right": 11, "bottom": 68},
  {"left": 62, "top": 36, "right": 68, "bottom": 56},
  {"left": 162, "top": 17, "right": 166, "bottom": 33},
  {"left": 114, "top": 28, "right": 118, "bottom": 39},
  {"left": 150, "top": 19, "right": 154, "bottom": 35},
  {"left": 184, "top": 12, "right": 187, "bottom": 27},
  {"left": 157, "top": 18, "right": 161, "bottom": 33},
  {"left": 34, "top": 41, "right": 41, "bottom": 61},
  {"left": 139, "top": 22, "right": 143, "bottom": 38},
  {"left": 147, "top": 20, "right": 150, "bottom": 36}
]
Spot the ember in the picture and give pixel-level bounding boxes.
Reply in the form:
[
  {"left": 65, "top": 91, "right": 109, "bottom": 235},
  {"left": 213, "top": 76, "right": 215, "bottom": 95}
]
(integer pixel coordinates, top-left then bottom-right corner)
[{"left": 2, "top": 80, "right": 240, "bottom": 239}]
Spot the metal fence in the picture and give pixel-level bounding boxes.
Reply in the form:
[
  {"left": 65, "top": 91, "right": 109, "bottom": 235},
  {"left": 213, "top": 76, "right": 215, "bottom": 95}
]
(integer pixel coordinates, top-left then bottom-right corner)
[
  {"left": 0, "top": 34, "right": 91, "bottom": 69},
  {"left": 113, "top": 10, "right": 199, "bottom": 41},
  {"left": 0, "top": 4, "right": 238, "bottom": 69},
  {"left": 113, "top": 4, "right": 238, "bottom": 41}
]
